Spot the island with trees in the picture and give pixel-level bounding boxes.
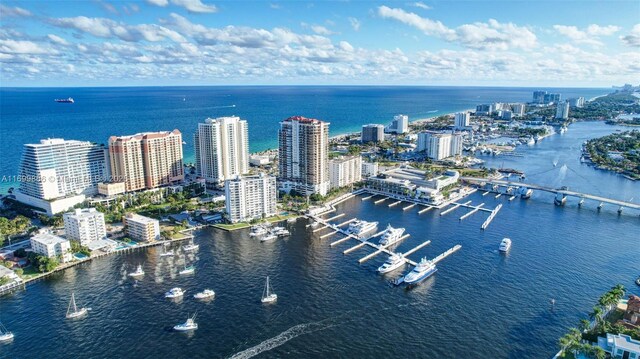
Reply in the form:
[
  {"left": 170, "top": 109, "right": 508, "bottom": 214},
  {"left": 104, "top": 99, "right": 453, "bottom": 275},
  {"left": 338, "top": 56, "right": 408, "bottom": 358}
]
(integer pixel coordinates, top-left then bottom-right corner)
[{"left": 582, "top": 130, "right": 640, "bottom": 180}]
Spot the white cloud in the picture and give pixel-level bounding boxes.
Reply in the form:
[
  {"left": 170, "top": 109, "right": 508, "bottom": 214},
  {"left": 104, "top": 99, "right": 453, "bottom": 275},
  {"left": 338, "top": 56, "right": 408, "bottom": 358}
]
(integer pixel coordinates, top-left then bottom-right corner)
[
  {"left": 146, "top": 0, "right": 169, "bottom": 6},
  {"left": 412, "top": 2, "right": 432, "bottom": 10},
  {"left": 49, "top": 16, "right": 186, "bottom": 43},
  {"left": 553, "top": 24, "right": 621, "bottom": 46},
  {"left": 0, "top": 5, "right": 32, "bottom": 17},
  {"left": 348, "top": 17, "right": 361, "bottom": 31},
  {"left": 47, "top": 34, "right": 69, "bottom": 46},
  {"left": 378, "top": 6, "right": 536, "bottom": 50},
  {"left": 270, "top": 3, "right": 281, "bottom": 9},
  {"left": 171, "top": 0, "right": 217, "bottom": 13},
  {"left": 0, "top": 40, "right": 53, "bottom": 54},
  {"left": 311, "top": 25, "right": 333, "bottom": 36},
  {"left": 620, "top": 24, "right": 640, "bottom": 47}
]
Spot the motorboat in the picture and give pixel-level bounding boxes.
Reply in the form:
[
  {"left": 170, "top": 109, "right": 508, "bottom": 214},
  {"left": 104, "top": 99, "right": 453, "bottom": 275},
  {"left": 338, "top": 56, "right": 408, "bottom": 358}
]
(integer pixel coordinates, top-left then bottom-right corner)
[
  {"left": 179, "top": 266, "right": 195, "bottom": 275},
  {"left": 183, "top": 243, "right": 199, "bottom": 252},
  {"left": 193, "top": 289, "right": 215, "bottom": 300},
  {"left": 272, "top": 227, "right": 290, "bottom": 237},
  {"left": 379, "top": 225, "right": 405, "bottom": 246},
  {"left": 66, "top": 292, "right": 89, "bottom": 319},
  {"left": 377, "top": 253, "right": 405, "bottom": 273},
  {"left": 261, "top": 276, "right": 277, "bottom": 304},
  {"left": 348, "top": 220, "right": 378, "bottom": 238},
  {"left": 402, "top": 258, "right": 437, "bottom": 285},
  {"left": 173, "top": 313, "right": 198, "bottom": 331},
  {"left": 260, "top": 234, "right": 277, "bottom": 242},
  {"left": 165, "top": 287, "right": 184, "bottom": 298},
  {"left": 250, "top": 226, "right": 268, "bottom": 237},
  {"left": 499, "top": 238, "right": 512, "bottom": 252},
  {"left": 128, "top": 264, "right": 144, "bottom": 277}
]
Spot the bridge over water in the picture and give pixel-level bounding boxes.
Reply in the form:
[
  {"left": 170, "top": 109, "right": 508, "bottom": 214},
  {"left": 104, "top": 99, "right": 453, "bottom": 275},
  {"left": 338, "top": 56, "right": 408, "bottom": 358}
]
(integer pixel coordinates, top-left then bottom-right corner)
[{"left": 461, "top": 177, "right": 640, "bottom": 212}]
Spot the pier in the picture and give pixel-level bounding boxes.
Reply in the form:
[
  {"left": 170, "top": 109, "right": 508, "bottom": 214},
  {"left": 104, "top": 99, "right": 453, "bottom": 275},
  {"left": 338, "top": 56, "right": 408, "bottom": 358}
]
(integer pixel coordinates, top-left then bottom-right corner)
[
  {"left": 374, "top": 197, "right": 388, "bottom": 204},
  {"left": 431, "top": 244, "right": 463, "bottom": 264},
  {"left": 459, "top": 203, "right": 484, "bottom": 221},
  {"left": 401, "top": 239, "right": 433, "bottom": 258},
  {"left": 403, "top": 203, "right": 416, "bottom": 211},
  {"left": 361, "top": 195, "right": 374, "bottom": 201},
  {"left": 418, "top": 206, "right": 433, "bottom": 214},
  {"left": 336, "top": 218, "right": 356, "bottom": 227},
  {"left": 324, "top": 213, "right": 345, "bottom": 222},
  {"left": 319, "top": 231, "right": 338, "bottom": 239},
  {"left": 440, "top": 201, "right": 472, "bottom": 216},
  {"left": 388, "top": 200, "right": 402, "bottom": 207},
  {"left": 481, "top": 204, "right": 502, "bottom": 230}
]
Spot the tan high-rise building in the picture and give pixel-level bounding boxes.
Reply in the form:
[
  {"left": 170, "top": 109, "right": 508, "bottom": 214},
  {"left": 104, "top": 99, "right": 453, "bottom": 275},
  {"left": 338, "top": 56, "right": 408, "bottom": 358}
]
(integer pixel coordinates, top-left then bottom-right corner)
[
  {"left": 278, "top": 116, "right": 330, "bottom": 196},
  {"left": 109, "top": 130, "right": 184, "bottom": 192}
]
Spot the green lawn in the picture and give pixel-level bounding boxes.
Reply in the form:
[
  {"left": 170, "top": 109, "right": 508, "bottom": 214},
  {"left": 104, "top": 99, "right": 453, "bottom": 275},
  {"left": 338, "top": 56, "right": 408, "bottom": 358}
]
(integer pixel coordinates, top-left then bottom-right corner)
[
  {"left": 20, "top": 265, "right": 42, "bottom": 280},
  {"left": 213, "top": 213, "right": 299, "bottom": 231}
]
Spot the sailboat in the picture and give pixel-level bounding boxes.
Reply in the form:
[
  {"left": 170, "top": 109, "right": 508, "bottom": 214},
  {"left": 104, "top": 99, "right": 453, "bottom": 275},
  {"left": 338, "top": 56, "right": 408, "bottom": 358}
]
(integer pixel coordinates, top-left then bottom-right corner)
[
  {"left": 261, "top": 276, "right": 277, "bottom": 304},
  {"left": 66, "top": 292, "right": 88, "bottom": 319},
  {"left": 0, "top": 320, "right": 14, "bottom": 342}
]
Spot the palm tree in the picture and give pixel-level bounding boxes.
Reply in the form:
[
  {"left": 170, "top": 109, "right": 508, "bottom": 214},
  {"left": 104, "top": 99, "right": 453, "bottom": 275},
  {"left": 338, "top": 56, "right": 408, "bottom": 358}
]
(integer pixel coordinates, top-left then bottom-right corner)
[
  {"left": 558, "top": 328, "right": 582, "bottom": 355},
  {"left": 589, "top": 306, "right": 604, "bottom": 328},
  {"left": 579, "top": 319, "right": 592, "bottom": 332}
]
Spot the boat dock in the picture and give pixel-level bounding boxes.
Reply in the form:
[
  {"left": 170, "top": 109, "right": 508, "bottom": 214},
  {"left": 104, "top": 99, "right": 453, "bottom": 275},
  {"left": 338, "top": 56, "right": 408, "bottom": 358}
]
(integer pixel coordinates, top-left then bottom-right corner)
[
  {"left": 481, "top": 204, "right": 502, "bottom": 230},
  {"left": 324, "top": 213, "right": 345, "bottom": 222},
  {"left": 361, "top": 194, "right": 375, "bottom": 201},
  {"left": 403, "top": 203, "right": 416, "bottom": 211},
  {"left": 374, "top": 197, "right": 388, "bottom": 204},
  {"left": 440, "top": 201, "right": 472, "bottom": 216},
  {"left": 388, "top": 200, "right": 402, "bottom": 207},
  {"left": 336, "top": 218, "right": 356, "bottom": 227},
  {"left": 418, "top": 206, "right": 434, "bottom": 214},
  {"left": 431, "top": 244, "right": 463, "bottom": 264},
  {"left": 319, "top": 231, "right": 338, "bottom": 239},
  {"left": 459, "top": 203, "right": 485, "bottom": 221},
  {"left": 401, "top": 239, "right": 433, "bottom": 258},
  {"left": 357, "top": 235, "right": 414, "bottom": 264}
]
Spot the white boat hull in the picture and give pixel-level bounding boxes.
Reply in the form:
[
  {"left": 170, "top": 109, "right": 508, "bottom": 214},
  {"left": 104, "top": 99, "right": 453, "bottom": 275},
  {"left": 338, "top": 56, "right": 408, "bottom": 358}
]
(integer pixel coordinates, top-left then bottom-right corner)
[
  {"left": 378, "top": 259, "right": 405, "bottom": 274},
  {"left": 0, "top": 333, "right": 14, "bottom": 342},
  {"left": 66, "top": 308, "right": 88, "bottom": 319},
  {"left": 261, "top": 294, "right": 277, "bottom": 304},
  {"left": 174, "top": 324, "right": 198, "bottom": 331}
]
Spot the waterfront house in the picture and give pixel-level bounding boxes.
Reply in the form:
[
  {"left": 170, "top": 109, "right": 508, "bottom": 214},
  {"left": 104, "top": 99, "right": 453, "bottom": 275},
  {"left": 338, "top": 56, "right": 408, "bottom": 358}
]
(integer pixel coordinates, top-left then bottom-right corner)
[
  {"left": 597, "top": 333, "right": 640, "bottom": 359},
  {"left": 30, "top": 232, "right": 72, "bottom": 263},
  {"left": 622, "top": 295, "right": 640, "bottom": 327}
]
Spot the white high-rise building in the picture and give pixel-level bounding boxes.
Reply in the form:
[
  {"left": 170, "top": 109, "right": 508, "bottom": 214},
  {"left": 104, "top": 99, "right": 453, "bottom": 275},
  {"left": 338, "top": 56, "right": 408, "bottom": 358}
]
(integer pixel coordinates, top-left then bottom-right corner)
[
  {"left": 555, "top": 101, "right": 570, "bottom": 120},
  {"left": 329, "top": 156, "right": 362, "bottom": 189},
  {"left": 15, "top": 138, "right": 109, "bottom": 215},
  {"left": 124, "top": 213, "right": 160, "bottom": 242},
  {"left": 385, "top": 114, "right": 409, "bottom": 134},
  {"left": 63, "top": 208, "right": 107, "bottom": 246},
  {"left": 512, "top": 103, "right": 526, "bottom": 116},
  {"left": 361, "top": 162, "right": 379, "bottom": 178},
  {"left": 454, "top": 112, "right": 470, "bottom": 130},
  {"left": 417, "top": 132, "right": 455, "bottom": 160},
  {"left": 30, "top": 232, "right": 72, "bottom": 263},
  {"left": 568, "top": 97, "right": 585, "bottom": 108},
  {"left": 225, "top": 174, "right": 277, "bottom": 223},
  {"left": 194, "top": 116, "right": 249, "bottom": 186},
  {"left": 278, "top": 116, "right": 330, "bottom": 196},
  {"left": 450, "top": 134, "right": 463, "bottom": 157}
]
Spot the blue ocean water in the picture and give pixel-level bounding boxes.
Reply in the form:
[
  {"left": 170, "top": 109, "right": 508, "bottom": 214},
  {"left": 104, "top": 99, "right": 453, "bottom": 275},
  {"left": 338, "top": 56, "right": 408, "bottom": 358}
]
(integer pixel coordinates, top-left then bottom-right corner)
[
  {"left": 0, "top": 122, "right": 638, "bottom": 359},
  {"left": 0, "top": 86, "right": 608, "bottom": 193}
]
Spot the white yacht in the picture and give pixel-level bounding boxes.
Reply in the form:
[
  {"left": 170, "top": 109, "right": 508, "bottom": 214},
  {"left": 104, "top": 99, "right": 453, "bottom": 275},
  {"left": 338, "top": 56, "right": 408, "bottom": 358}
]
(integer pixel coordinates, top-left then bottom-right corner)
[
  {"left": 165, "top": 287, "right": 184, "bottom": 298},
  {"left": 260, "top": 234, "right": 277, "bottom": 242},
  {"left": 0, "top": 320, "right": 14, "bottom": 342},
  {"left": 128, "top": 264, "right": 144, "bottom": 277},
  {"left": 160, "top": 248, "right": 174, "bottom": 257},
  {"left": 193, "top": 289, "right": 215, "bottom": 300},
  {"left": 66, "top": 292, "right": 88, "bottom": 319},
  {"left": 250, "top": 226, "right": 268, "bottom": 237},
  {"left": 183, "top": 243, "right": 199, "bottom": 252},
  {"left": 379, "top": 225, "right": 405, "bottom": 246},
  {"left": 348, "top": 220, "right": 378, "bottom": 238},
  {"left": 179, "top": 266, "right": 195, "bottom": 275},
  {"left": 403, "top": 258, "right": 437, "bottom": 285},
  {"left": 261, "top": 276, "right": 277, "bottom": 304},
  {"left": 174, "top": 313, "right": 198, "bottom": 331},
  {"left": 272, "top": 227, "right": 290, "bottom": 237},
  {"left": 377, "top": 253, "right": 405, "bottom": 273},
  {"left": 499, "top": 238, "right": 512, "bottom": 252}
]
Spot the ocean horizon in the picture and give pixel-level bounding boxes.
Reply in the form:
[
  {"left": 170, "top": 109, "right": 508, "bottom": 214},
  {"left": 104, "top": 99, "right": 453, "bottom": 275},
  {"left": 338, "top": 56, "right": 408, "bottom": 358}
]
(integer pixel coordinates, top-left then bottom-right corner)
[{"left": 0, "top": 86, "right": 609, "bottom": 193}]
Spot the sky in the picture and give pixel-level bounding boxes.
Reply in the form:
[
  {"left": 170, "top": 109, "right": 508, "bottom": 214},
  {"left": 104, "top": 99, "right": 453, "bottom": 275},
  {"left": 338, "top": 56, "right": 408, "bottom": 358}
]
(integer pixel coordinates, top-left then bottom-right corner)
[{"left": 0, "top": 0, "right": 639, "bottom": 87}]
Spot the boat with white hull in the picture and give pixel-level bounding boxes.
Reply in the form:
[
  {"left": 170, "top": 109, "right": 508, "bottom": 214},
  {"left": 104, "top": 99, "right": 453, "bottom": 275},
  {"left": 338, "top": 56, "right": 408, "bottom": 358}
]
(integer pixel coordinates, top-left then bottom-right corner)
[
  {"left": 261, "top": 276, "right": 277, "bottom": 304},
  {"left": 379, "top": 225, "right": 405, "bottom": 246},
  {"left": 348, "top": 220, "right": 378, "bottom": 238},
  {"left": 174, "top": 313, "right": 198, "bottom": 331},
  {"left": 66, "top": 292, "right": 89, "bottom": 319},
  {"left": 402, "top": 258, "right": 437, "bottom": 285},
  {"left": 0, "top": 321, "right": 14, "bottom": 342},
  {"left": 378, "top": 253, "right": 405, "bottom": 273},
  {"left": 193, "top": 289, "right": 215, "bottom": 300},
  {"left": 128, "top": 264, "right": 144, "bottom": 278},
  {"left": 499, "top": 238, "right": 512, "bottom": 252},
  {"left": 165, "top": 287, "right": 184, "bottom": 298}
]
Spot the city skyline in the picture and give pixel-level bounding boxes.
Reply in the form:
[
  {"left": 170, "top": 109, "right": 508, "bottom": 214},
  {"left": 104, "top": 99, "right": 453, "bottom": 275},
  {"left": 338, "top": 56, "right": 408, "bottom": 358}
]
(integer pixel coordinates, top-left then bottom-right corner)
[{"left": 0, "top": 0, "right": 639, "bottom": 87}]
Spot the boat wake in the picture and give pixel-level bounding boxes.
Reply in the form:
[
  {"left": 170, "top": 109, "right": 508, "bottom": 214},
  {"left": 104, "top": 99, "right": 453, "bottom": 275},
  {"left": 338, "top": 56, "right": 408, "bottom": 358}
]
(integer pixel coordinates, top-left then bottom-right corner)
[
  {"left": 211, "top": 105, "right": 236, "bottom": 109},
  {"left": 227, "top": 320, "right": 334, "bottom": 359}
]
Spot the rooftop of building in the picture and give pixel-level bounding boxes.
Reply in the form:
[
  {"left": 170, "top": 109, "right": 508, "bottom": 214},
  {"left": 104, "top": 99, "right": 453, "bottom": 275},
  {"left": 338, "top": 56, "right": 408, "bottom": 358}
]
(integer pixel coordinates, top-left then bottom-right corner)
[
  {"left": 125, "top": 213, "right": 159, "bottom": 224},
  {"left": 363, "top": 124, "right": 385, "bottom": 128},
  {"left": 31, "top": 232, "right": 69, "bottom": 246},
  {"left": 604, "top": 333, "right": 640, "bottom": 352},
  {"left": 25, "top": 138, "right": 100, "bottom": 148},
  {"left": 64, "top": 208, "right": 103, "bottom": 219},
  {"left": 109, "top": 129, "right": 181, "bottom": 142},
  {"left": 283, "top": 116, "right": 328, "bottom": 124},
  {"left": 204, "top": 116, "right": 243, "bottom": 124},
  {"left": 329, "top": 155, "right": 361, "bottom": 163}
]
